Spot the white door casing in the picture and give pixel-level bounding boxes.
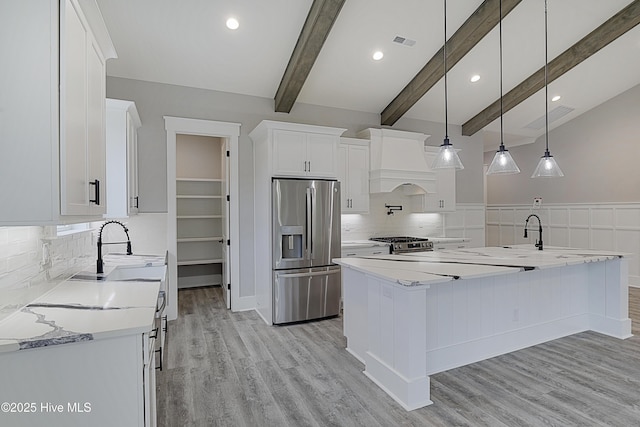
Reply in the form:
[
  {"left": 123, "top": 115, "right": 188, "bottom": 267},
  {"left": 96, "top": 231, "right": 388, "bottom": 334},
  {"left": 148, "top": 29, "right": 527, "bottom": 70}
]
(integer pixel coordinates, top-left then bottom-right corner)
[{"left": 165, "top": 117, "right": 240, "bottom": 320}]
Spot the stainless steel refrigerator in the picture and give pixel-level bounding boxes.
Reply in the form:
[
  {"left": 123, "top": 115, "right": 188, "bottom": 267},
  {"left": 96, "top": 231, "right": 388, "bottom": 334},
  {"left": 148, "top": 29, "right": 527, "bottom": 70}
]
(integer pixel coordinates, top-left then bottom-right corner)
[{"left": 272, "top": 178, "right": 341, "bottom": 324}]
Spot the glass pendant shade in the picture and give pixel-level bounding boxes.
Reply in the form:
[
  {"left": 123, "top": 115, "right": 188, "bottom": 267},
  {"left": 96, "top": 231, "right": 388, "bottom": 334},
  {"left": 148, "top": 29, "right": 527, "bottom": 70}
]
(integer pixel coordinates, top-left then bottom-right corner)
[
  {"left": 432, "top": 138, "right": 464, "bottom": 170},
  {"left": 487, "top": 144, "right": 521, "bottom": 175},
  {"left": 533, "top": 0, "right": 564, "bottom": 178},
  {"left": 531, "top": 149, "right": 564, "bottom": 177}
]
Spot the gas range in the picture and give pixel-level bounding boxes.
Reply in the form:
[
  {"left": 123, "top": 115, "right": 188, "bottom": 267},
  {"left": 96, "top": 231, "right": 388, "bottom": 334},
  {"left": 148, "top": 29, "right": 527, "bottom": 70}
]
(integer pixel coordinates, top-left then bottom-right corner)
[{"left": 369, "top": 236, "right": 434, "bottom": 254}]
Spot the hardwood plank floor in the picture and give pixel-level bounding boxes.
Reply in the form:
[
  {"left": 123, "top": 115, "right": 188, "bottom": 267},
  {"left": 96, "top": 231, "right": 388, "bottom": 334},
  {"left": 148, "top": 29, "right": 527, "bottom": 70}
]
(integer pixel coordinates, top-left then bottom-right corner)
[{"left": 157, "top": 286, "right": 640, "bottom": 427}]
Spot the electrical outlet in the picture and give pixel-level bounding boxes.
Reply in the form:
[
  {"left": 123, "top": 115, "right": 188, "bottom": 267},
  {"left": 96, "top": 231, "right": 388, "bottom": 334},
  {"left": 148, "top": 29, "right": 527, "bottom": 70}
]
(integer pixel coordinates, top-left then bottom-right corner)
[{"left": 532, "top": 197, "right": 542, "bottom": 209}]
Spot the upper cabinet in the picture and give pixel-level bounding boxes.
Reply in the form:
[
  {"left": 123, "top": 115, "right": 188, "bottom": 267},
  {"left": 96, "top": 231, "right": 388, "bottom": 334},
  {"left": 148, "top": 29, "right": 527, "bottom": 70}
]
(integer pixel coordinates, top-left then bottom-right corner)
[
  {"left": 0, "top": 0, "right": 116, "bottom": 225},
  {"left": 411, "top": 147, "right": 456, "bottom": 213},
  {"left": 338, "top": 137, "right": 369, "bottom": 214},
  {"left": 105, "top": 99, "right": 142, "bottom": 218},
  {"left": 251, "top": 121, "right": 346, "bottom": 179}
]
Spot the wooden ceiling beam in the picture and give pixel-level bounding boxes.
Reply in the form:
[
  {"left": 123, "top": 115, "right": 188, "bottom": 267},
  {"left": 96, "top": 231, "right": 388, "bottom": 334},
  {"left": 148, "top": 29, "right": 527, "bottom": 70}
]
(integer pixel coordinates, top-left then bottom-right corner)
[
  {"left": 380, "top": 0, "right": 522, "bottom": 127},
  {"left": 274, "top": 0, "right": 345, "bottom": 113},
  {"left": 462, "top": 0, "right": 640, "bottom": 136}
]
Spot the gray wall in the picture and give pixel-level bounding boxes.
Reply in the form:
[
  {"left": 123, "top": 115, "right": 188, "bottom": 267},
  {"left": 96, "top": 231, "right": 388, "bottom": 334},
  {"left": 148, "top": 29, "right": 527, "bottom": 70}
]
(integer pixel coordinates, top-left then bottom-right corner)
[
  {"left": 486, "top": 83, "right": 640, "bottom": 205},
  {"left": 106, "top": 76, "right": 485, "bottom": 298},
  {"left": 106, "top": 76, "right": 484, "bottom": 210}
]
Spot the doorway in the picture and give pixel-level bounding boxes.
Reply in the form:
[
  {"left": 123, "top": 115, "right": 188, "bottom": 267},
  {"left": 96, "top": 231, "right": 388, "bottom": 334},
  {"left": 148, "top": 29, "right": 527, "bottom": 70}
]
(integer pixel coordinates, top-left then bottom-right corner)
[{"left": 165, "top": 117, "right": 240, "bottom": 319}]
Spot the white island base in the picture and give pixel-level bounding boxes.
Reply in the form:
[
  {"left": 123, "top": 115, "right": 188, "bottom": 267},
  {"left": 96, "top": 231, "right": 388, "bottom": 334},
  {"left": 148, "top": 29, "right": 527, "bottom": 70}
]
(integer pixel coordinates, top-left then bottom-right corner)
[{"left": 337, "top": 247, "right": 632, "bottom": 411}]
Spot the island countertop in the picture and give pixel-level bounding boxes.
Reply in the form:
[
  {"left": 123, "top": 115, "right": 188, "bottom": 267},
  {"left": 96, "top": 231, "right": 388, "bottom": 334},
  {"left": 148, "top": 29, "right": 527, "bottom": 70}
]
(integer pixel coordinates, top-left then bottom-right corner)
[
  {"left": 0, "top": 254, "right": 165, "bottom": 354},
  {"left": 334, "top": 245, "right": 628, "bottom": 287}
]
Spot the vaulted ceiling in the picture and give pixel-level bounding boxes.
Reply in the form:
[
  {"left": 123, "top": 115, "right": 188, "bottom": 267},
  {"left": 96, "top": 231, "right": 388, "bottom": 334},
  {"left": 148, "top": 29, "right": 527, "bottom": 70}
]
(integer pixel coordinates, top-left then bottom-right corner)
[{"left": 96, "top": 0, "right": 640, "bottom": 151}]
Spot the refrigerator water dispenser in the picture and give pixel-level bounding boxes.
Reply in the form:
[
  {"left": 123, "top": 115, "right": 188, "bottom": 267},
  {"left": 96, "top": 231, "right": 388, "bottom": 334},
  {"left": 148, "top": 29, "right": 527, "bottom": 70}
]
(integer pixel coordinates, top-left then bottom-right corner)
[{"left": 280, "top": 225, "right": 303, "bottom": 260}]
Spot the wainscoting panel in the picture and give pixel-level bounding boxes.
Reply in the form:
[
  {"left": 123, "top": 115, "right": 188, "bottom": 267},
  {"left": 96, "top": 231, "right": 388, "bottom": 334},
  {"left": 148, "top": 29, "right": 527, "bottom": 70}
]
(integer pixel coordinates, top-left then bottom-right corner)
[
  {"left": 443, "top": 204, "right": 486, "bottom": 248},
  {"left": 487, "top": 203, "right": 640, "bottom": 286}
]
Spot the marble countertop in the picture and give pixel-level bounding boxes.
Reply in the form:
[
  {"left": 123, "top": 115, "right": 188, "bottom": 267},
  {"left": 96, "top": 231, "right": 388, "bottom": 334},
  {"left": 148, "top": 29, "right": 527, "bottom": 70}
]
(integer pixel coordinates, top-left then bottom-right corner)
[
  {"left": 428, "top": 237, "right": 471, "bottom": 244},
  {"left": 341, "top": 240, "right": 391, "bottom": 249},
  {"left": 335, "top": 245, "right": 627, "bottom": 287},
  {"left": 0, "top": 253, "right": 166, "bottom": 354}
]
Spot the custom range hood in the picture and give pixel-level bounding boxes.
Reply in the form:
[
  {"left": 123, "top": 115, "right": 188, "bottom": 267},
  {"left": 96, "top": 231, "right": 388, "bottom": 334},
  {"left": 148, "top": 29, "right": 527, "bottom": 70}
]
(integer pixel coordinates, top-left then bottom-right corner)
[{"left": 357, "top": 128, "right": 435, "bottom": 194}]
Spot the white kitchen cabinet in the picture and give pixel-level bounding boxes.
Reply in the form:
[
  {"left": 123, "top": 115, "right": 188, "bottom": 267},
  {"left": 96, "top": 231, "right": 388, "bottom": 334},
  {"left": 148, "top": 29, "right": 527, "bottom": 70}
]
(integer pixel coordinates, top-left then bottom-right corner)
[
  {"left": 0, "top": 0, "right": 115, "bottom": 225},
  {"left": 105, "top": 99, "right": 142, "bottom": 218},
  {"left": 269, "top": 126, "right": 342, "bottom": 178},
  {"left": 411, "top": 147, "right": 456, "bottom": 213},
  {"left": 0, "top": 332, "right": 155, "bottom": 427},
  {"left": 338, "top": 138, "right": 369, "bottom": 213}
]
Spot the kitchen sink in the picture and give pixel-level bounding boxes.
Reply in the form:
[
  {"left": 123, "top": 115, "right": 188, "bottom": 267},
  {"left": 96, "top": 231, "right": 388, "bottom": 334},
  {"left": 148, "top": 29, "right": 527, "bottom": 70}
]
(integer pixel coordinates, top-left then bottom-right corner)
[
  {"left": 70, "top": 264, "right": 166, "bottom": 282},
  {"left": 105, "top": 264, "right": 167, "bottom": 282}
]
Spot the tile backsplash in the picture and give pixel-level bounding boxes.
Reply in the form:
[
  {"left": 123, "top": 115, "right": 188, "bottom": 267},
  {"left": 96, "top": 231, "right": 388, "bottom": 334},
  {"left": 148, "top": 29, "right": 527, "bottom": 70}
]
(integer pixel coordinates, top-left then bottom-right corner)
[
  {"left": 341, "top": 193, "right": 444, "bottom": 240},
  {"left": 0, "top": 226, "right": 94, "bottom": 321}
]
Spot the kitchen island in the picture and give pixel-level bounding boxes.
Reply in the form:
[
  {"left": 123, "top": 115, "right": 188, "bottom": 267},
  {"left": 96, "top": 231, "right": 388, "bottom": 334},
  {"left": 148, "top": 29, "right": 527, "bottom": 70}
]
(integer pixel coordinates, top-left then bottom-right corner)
[{"left": 335, "top": 246, "right": 632, "bottom": 411}]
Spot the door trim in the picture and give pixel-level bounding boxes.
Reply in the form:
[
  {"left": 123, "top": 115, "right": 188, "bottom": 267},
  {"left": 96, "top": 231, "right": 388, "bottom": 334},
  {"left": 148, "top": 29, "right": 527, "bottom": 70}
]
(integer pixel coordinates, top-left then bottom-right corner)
[{"left": 165, "top": 116, "right": 241, "bottom": 319}]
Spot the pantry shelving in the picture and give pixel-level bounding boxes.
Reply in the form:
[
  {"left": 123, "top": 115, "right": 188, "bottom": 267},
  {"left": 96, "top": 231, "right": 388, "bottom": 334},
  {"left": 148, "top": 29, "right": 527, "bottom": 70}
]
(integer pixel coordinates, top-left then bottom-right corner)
[{"left": 174, "top": 135, "right": 226, "bottom": 289}]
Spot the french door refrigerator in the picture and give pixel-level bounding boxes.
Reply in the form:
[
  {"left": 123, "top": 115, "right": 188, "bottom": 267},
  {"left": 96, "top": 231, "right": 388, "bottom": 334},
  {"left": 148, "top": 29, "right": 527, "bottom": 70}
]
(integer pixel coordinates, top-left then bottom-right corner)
[{"left": 272, "top": 178, "right": 341, "bottom": 324}]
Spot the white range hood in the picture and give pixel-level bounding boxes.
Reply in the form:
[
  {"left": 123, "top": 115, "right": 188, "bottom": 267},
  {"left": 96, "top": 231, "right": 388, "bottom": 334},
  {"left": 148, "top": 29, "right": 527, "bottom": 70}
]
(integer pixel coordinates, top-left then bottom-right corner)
[{"left": 357, "top": 128, "right": 435, "bottom": 194}]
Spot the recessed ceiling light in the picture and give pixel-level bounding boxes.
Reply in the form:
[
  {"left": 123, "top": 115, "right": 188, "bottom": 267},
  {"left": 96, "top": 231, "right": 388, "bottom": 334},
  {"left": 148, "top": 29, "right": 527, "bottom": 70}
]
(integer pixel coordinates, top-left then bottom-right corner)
[
  {"left": 226, "top": 17, "right": 239, "bottom": 30},
  {"left": 551, "top": 95, "right": 561, "bottom": 102},
  {"left": 372, "top": 51, "right": 384, "bottom": 61},
  {"left": 470, "top": 74, "right": 481, "bottom": 83}
]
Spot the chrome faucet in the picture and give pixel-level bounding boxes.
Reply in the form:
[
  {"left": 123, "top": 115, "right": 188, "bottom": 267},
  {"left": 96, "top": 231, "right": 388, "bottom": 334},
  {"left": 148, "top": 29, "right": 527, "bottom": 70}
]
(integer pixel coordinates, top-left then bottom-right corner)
[
  {"left": 524, "top": 214, "right": 543, "bottom": 251},
  {"left": 97, "top": 221, "right": 132, "bottom": 273}
]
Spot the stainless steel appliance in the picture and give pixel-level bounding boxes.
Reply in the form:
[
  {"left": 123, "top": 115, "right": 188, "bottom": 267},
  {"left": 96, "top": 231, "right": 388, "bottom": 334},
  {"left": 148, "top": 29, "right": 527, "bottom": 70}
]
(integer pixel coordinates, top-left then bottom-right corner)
[
  {"left": 272, "top": 178, "right": 341, "bottom": 324},
  {"left": 369, "top": 236, "right": 433, "bottom": 254}
]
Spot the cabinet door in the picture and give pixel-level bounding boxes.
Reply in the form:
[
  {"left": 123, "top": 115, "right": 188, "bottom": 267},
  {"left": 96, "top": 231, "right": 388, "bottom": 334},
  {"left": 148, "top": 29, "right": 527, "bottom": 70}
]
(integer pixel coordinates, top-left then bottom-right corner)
[
  {"left": 346, "top": 145, "right": 369, "bottom": 213},
  {"left": 272, "top": 130, "right": 306, "bottom": 176},
  {"left": 306, "top": 134, "right": 337, "bottom": 178},
  {"left": 337, "top": 145, "right": 349, "bottom": 211},
  {"left": 435, "top": 167, "right": 455, "bottom": 211},
  {"left": 61, "top": 0, "right": 89, "bottom": 215},
  {"left": 412, "top": 152, "right": 456, "bottom": 213},
  {"left": 87, "top": 40, "right": 106, "bottom": 215},
  {"left": 127, "top": 113, "right": 139, "bottom": 215}
]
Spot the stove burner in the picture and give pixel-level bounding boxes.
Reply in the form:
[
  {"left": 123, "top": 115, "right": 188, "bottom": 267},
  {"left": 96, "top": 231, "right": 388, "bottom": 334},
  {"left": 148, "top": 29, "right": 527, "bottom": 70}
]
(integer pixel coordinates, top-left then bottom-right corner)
[{"left": 370, "top": 237, "right": 433, "bottom": 253}]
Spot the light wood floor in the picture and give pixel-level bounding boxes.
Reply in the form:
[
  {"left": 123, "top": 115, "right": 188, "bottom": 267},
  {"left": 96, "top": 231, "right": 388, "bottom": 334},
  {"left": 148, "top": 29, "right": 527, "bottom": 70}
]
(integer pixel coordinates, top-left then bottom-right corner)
[{"left": 157, "top": 286, "right": 640, "bottom": 426}]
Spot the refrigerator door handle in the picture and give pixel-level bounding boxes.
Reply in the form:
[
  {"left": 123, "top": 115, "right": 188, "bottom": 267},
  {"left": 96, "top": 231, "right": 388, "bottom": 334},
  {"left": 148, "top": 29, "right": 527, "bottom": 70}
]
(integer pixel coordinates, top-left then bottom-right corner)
[{"left": 306, "top": 188, "right": 313, "bottom": 259}]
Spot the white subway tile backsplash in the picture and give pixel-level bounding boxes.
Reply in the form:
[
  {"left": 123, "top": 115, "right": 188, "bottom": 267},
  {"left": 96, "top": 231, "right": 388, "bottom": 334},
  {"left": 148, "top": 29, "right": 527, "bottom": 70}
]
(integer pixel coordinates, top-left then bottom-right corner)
[{"left": 0, "top": 225, "right": 94, "bottom": 322}]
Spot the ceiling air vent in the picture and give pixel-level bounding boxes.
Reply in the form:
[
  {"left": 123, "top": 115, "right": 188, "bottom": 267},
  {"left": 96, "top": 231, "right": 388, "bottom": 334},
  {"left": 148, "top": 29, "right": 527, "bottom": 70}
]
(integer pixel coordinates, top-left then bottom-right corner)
[
  {"left": 524, "top": 105, "right": 575, "bottom": 130},
  {"left": 393, "top": 35, "right": 416, "bottom": 47}
]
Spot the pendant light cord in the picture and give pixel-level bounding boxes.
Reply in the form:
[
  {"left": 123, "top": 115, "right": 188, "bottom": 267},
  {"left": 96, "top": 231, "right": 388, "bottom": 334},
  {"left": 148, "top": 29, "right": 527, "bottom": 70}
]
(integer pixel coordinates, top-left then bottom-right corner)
[
  {"left": 544, "top": 0, "right": 549, "bottom": 153},
  {"left": 444, "top": 0, "right": 448, "bottom": 140},
  {"left": 499, "top": 0, "right": 504, "bottom": 148}
]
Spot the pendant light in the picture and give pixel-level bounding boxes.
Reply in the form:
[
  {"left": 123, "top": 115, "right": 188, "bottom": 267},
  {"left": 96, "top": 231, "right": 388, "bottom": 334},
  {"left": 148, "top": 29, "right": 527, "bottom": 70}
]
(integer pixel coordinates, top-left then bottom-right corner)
[
  {"left": 432, "top": 0, "right": 464, "bottom": 170},
  {"left": 532, "top": 0, "right": 564, "bottom": 178},
  {"left": 486, "top": 0, "right": 520, "bottom": 175}
]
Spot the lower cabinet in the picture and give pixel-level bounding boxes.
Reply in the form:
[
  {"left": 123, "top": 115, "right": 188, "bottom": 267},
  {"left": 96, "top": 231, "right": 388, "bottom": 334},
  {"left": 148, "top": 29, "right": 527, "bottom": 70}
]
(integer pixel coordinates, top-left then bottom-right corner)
[{"left": 0, "top": 333, "right": 156, "bottom": 427}]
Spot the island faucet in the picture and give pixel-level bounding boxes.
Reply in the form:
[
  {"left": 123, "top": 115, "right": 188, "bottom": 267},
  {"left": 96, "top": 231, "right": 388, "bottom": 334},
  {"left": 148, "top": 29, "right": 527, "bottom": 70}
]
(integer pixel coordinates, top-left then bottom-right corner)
[
  {"left": 97, "top": 220, "right": 132, "bottom": 274},
  {"left": 524, "top": 214, "right": 543, "bottom": 251}
]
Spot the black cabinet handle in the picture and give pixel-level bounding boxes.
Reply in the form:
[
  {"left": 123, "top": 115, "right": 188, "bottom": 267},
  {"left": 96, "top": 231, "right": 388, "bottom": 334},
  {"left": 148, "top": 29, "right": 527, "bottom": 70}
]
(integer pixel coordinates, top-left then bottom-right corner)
[
  {"left": 89, "top": 179, "right": 100, "bottom": 205},
  {"left": 134, "top": 196, "right": 139, "bottom": 208},
  {"left": 155, "top": 347, "right": 163, "bottom": 371}
]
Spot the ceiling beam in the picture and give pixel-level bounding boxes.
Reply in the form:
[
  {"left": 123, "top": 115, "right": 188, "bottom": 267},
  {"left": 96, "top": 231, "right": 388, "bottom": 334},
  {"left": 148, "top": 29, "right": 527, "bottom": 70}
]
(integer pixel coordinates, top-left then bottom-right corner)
[
  {"left": 274, "top": 0, "right": 345, "bottom": 113},
  {"left": 462, "top": 0, "right": 640, "bottom": 136},
  {"left": 380, "top": 0, "right": 523, "bottom": 127}
]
